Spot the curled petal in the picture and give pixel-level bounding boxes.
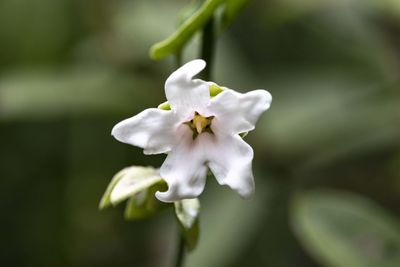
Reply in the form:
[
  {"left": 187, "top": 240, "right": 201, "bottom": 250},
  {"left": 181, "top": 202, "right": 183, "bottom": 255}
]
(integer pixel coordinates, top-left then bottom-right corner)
[
  {"left": 209, "top": 89, "right": 272, "bottom": 135},
  {"left": 111, "top": 108, "right": 177, "bottom": 155},
  {"left": 165, "top": 59, "right": 210, "bottom": 118},
  {"left": 156, "top": 128, "right": 209, "bottom": 203},
  {"left": 207, "top": 135, "right": 255, "bottom": 198},
  {"left": 166, "top": 59, "right": 206, "bottom": 84}
]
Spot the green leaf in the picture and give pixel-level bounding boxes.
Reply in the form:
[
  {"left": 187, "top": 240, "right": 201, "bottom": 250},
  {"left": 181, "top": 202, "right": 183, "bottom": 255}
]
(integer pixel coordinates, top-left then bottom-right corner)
[
  {"left": 124, "top": 181, "right": 169, "bottom": 220},
  {"left": 175, "top": 198, "right": 201, "bottom": 251},
  {"left": 175, "top": 198, "right": 200, "bottom": 229},
  {"left": 222, "top": 0, "right": 251, "bottom": 28},
  {"left": 150, "top": 0, "right": 225, "bottom": 60},
  {"left": 291, "top": 190, "right": 400, "bottom": 267},
  {"left": 98, "top": 167, "right": 126, "bottom": 210},
  {"left": 99, "top": 166, "right": 163, "bottom": 209}
]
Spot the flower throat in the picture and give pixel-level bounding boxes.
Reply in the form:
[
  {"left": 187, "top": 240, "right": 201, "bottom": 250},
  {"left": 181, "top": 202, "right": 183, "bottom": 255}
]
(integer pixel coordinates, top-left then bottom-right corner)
[{"left": 185, "top": 112, "right": 214, "bottom": 139}]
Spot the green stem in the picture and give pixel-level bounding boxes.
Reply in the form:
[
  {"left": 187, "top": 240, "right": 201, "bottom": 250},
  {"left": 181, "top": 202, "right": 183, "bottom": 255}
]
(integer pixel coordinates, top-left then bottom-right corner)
[
  {"left": 200, "top": 15, "right": 215, "bottom": 81},
  {"left": 175, "top": 52, "right": 183, "bottom": 68},
  {"left": 173, "top": 10, "right": 216, "bottom": 267},
  {"left": 174, "top": 233, "right": 186, "bottom": 267}
]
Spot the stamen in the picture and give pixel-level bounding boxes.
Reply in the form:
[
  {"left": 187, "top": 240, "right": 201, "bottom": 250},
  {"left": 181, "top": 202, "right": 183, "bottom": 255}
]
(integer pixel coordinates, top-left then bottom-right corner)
[
  {"left": 186, "top": 112, "right": 214, "bottom": 138},
  {"left": 195, "top": 120, "right": 203, "bottom": 134}
]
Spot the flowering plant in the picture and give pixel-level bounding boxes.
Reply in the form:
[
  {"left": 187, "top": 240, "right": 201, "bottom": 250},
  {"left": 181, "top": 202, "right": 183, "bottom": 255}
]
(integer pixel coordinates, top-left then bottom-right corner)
[
  {"left": 112, "top": 59, "right": 272, "bottom": 202},
  {"left": 99, "top": 1, "right": 272, "bottom": 265}
]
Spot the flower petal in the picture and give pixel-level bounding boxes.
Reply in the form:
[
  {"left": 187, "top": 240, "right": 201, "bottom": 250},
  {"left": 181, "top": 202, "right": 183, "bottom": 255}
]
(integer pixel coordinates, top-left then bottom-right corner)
[
  {"left": 155, "top": 127, "right": 209, "bottom": 202},
  {"left": 207, "top": 134, "right": 255, "bottom": 198},
  {"left": 111, "top": 108, "right": 177, "bottom": 155},
  {"left": 164, "top": 59, "right": 210, "bottom": 118},
  {"left": 209, "top": 89, "right": 272, "bottom": 135}
]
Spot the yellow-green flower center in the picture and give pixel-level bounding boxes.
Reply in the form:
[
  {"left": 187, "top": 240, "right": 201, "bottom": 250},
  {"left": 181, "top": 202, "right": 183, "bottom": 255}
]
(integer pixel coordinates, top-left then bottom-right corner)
[{"left": 185, "top": 112, "right": 214, "bottom": 138}]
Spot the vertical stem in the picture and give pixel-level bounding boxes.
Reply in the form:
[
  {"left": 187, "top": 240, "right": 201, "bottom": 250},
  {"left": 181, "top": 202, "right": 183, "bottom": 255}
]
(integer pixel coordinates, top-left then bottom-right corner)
[
  {"left": 200, "top": 15, "right": 215, "bottom": 80},
  {"left": 174, "top": 233, "right": 185, "bottom": 267},
  {"left": 175, "top": 52, "right": 182, "bottom": 68},
  {"left": 173, "top": 11, "right": 216, "bottom": 267}
]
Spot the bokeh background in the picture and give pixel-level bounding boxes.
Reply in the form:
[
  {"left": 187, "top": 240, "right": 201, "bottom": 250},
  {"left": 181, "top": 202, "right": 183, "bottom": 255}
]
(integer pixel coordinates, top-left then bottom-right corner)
[{"left": 1, "top": 0, "right": 399, "bottom": 266}]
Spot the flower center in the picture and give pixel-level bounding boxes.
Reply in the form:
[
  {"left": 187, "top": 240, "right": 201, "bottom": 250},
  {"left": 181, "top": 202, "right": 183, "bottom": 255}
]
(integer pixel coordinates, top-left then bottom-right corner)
[{"left": 185, "top": 112, "right": 214, "bottom": 138}]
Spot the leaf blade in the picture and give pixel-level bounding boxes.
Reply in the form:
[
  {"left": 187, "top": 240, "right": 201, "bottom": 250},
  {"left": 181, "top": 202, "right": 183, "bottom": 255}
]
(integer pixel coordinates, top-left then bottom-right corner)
[
  {"left": 99, "top": 166, "right": 162, "bottom": 209},
  {"left": 291, "top": 190, "right": 400, "bottom": 267},
  {"left": 174, "top": 198, "right": 201, "bottom": 251}
]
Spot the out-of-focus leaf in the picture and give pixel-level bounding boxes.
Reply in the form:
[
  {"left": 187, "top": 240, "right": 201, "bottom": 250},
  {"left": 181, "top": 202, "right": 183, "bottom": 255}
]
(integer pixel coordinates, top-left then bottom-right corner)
[
  {"left": 109, "top": 166, "right": 163, "bottom": 205},
  {"left": 98, "top": 166, "right": 124, "bottom": 210},
  {"left": 373, "top": 0, "right": 400, "bottom": 18},
  {"left": 124, "top": 182, "right": 169, "bottom": 220},
  {"left": 267, "top": 0, "right": 400, "bottom": 22},
  {"left": 150, "top": 0, "right": 225, "bottom": 60},
  {"left": 109, "top": 0, "right": 182, "bottom": 63},
  {"left": 175, "top": 198, "right": 201, "bottom": 251},
  {"left": 0, "top": 66, "right": 156, "bottom": 120},
  {"left": 99, "top": 166, "right": 162, "bottom": 209},
  {"left": 260, "top": 75, "right": 400, "bottom": 169},
  {"left": 222, "top": 0, "right": 251, "bottom": 27},
  {"left": 177, "top": 0, "right": 204, "bottom": 27},
  {"left": 186, "top": 178, "right": 272, "bottom": 267},
  {"left": 0, "top": 0, "right": 74, "bottom": 65},
  {"left": 175, "top": 198, "right": 200, "bottom": 229},
  {"left": 181, "top": 220, "right": 200, "bottom": 252},
  {"left": 291, "top": 190, "right": 400, "bottom": 267}
]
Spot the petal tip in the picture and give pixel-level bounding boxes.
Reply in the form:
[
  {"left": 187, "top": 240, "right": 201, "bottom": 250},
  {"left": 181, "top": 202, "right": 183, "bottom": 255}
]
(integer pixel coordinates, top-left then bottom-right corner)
[
  {"left": 110, "top": 123, "right": 122, "bottom": 140},
  {"left": 253, "top": 89, "right": 272, "bottom": 111},
  {"left": 190, "top": 59, "right": 206, "bottom": 70},
  {"left": 155, "top": 191, "right": 175, "bottom": 203},
  {"left": 182, "top": 59, "right": 206, "bottom": 79},
  {"left": 256, "top": 89, "right": 273, "bottom": 104},
  {"left": 166, "top": 59, "right": 207, "bottom": 86},
  {"left": 239, "top": 186, "right": 255, "bottom": 199}
]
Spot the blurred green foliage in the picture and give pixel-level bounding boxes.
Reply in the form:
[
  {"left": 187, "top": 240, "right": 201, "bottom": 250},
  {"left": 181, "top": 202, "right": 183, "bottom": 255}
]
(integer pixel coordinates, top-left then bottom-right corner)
[
  {"left": 0, "top": 0, "right": 399, "bottom": 267},
  {"left": 292, "top": 190, "right": 400, "bottom": 267}
]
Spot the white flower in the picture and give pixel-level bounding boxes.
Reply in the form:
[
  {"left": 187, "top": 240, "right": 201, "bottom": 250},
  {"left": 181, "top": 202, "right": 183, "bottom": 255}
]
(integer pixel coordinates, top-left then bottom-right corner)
[{"left": 112, "top": 59, "right": 272, "bottom": 203}]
